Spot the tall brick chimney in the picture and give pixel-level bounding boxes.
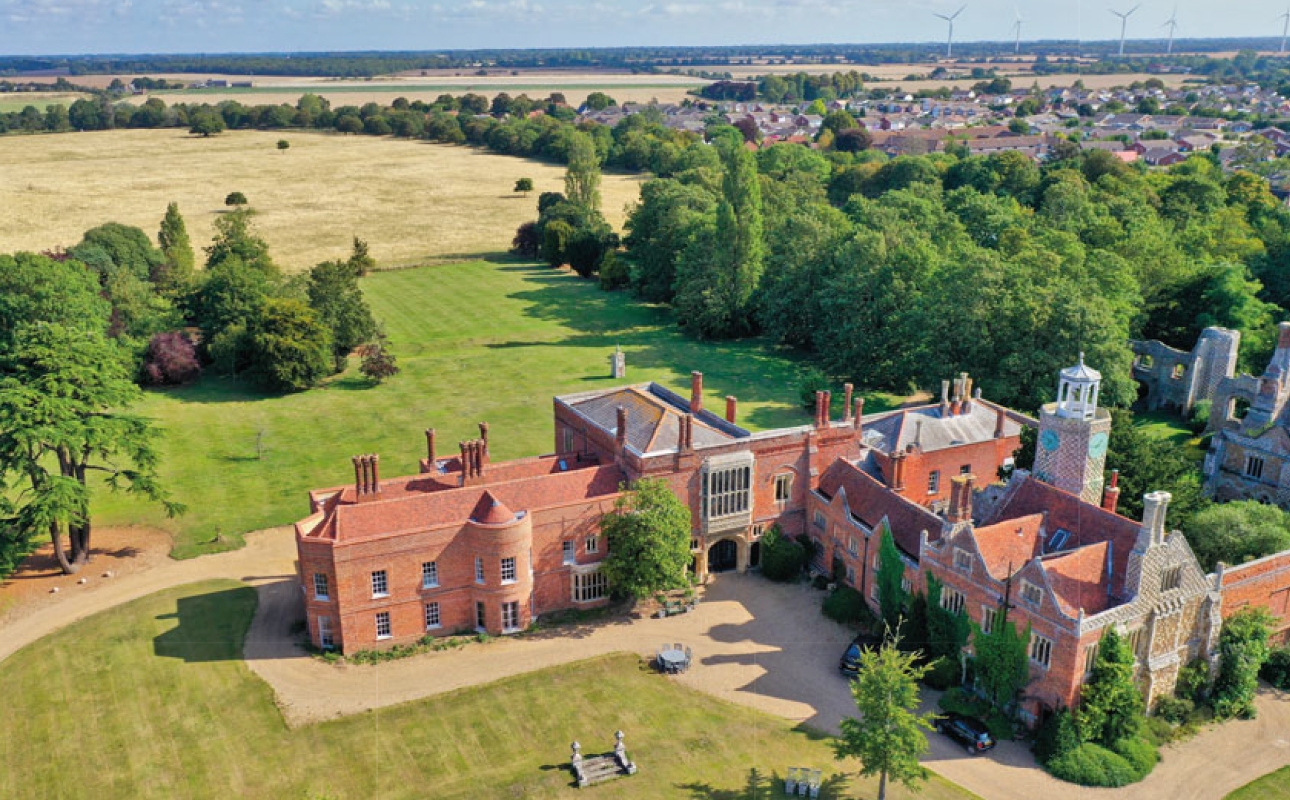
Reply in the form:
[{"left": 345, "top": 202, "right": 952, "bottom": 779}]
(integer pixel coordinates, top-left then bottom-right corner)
[
  {"left": 940, "top": 380, "right": 951, "bottom": 417},
  {"left": 370, "top": 454, "right": 380, "bottom": 492},
  {"left": 352, "top": 455, "right": 364, "bottom": 495},
  {"left": 842, "top": 383, "right": 854, "bottom": 423},
  {"left": 1102, "top": 470, "right": 1121, "bottom": 514},
  {"left": 994, "top": 407, "right": 1007, "bottom": 439},
  {"left": 853, "top": 397, "right": 865, "bottom": 432},
  {"left": 891, "top": 451, "right": 907, "bottom": 491},
  {"left": 616, "top": 406, "right": 628, "bottom": 450},
  {"left": 725, "top": 396, "right": 737, "bottom": 424},
  {"left": 352, "top": 454, "right": 381, "bottom": 498},
  {"left": 690, "top": 371, "right": 704, "bottom": 414},
  {"left": 425, "top": 428, "right": 437, "bottom": 464},
  {"left": 822, "top": 390, "right": 831, "bottom": 426},
  {"left": 478, "top": 422, "right": 490, "bottom": 457},
  {"left": 948, "top": 474, "right": 975, "bottom": 523}
]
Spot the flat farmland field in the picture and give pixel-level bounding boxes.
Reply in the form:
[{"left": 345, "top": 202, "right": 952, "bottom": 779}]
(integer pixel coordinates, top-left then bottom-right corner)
[
  {"left": 0, "top": 92, "right": 89, "bottom": 112},
  {"left": 0, "top": 129, "right": 646, "bottom": 272}
]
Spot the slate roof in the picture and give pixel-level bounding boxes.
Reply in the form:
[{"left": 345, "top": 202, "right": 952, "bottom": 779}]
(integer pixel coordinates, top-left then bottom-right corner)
[
  {"left": 860, "top": 400, "right": 1026, "bottom": 455},
  {"left": 560, "top": 383, "right": 746, "bottom": 454}
]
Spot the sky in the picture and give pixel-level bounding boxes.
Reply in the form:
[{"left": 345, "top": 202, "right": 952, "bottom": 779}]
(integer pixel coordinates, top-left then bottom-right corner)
[{"left": 2, "top": 0, "right": 1290, "bottom": 57}]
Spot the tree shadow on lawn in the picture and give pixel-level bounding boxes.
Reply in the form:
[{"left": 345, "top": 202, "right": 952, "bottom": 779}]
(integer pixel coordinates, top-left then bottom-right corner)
[
  {"left": 153, "top": 583, "right": 266, "bottom": 663},
  {"left": 678, "top": 766, "right": 851, "bottom": 799}
]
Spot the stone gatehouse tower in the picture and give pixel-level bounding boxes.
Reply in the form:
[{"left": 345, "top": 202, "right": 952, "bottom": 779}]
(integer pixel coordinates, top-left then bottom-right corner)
[{"left": 1033, "top": 355, "right": 1113, "bottom": 505}]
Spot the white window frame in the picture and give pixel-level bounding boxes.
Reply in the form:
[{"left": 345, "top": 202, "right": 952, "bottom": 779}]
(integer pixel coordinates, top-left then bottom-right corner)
[
  {"left": 704, "top": 462, "right": 752, "bottom": 521},
  {"left": 848, "top": 536, "right": 859, "bottom": 557},
  {"left": 501, "top": 556, "right": 517, "bottom": 584},
  {"left": 1030, "top": 633, "right": 1054, "bottom": 668},
  {"left": 814, "top": 510, "right": 827, "bottom": 530},
  {"left": 375, "top": 611, "right": 392, "bottom": 640},
  {"left": 425, "top": 602, "right": 441, "bottom": 630},
  {"left": 573, "top": 569, "right": 609, "bottom": 603},
  {"left": 562, "top": 540, "right": 576, "bottom": 565},
  {"left": 940, "top": 586, "right": 967, "bottom": 616},
  {"left": 585, "top": 536, "right": 599, "bottom": 553},
  {"left": 421, "top": 561, "right": 439, "bottom": 589},
  {"left": 318, "top": 616, "right": 334, "bottom": 649},
  {"left": 475, "top": 557, "right": 485, "bottom": 584},
  {"left": 501, "top": 601, "right": 521, "bottom": 633},
  {"left": 370, "top": 570, "right": 389, "bottom": 599},
  {"left": 774, "top": 473, "right": 793, "bottom": 503},
  {"left": 1083, "top": 642, "right": 1099, "bottom": 677},
  {"left": 953, "top": 548, "right": 973, "bottom": 574},
  {"left": 981, "top": 605, "right": 999, "bottom": 635},
  {"left": 928, "top": 470, "right": 940, "bottom": 495},
  {"left": 313, "top": 573, "right": 330, "bottom": 601}
]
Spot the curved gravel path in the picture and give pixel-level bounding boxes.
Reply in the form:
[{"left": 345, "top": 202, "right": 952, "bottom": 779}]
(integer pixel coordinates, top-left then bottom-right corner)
[{"left": 2, "top": 529, "right": 1287, "bottom": 800}]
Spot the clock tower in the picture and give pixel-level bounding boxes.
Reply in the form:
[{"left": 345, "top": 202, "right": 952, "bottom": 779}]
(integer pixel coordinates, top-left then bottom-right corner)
[{"left": 1033, "top": 355, "right": 1113, "bottom": 504}]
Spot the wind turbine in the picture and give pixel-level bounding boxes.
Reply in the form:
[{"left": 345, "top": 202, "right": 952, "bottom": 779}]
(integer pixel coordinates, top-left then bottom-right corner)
[
  {"left": 1279, "top": 6, "right": 1290, "bottom": 54},
  {"left": 1011, "top": 8, "right": 1024, "bottom": 55},
  {"left": 1110, "top": 5, "right": 1140, "bottom": 58},
  {"left": 934, "top": 5, "right": 966, "bottom": 59},
  {"left": 1162, "top": 8, "right": 1178, "bottom": 55}
]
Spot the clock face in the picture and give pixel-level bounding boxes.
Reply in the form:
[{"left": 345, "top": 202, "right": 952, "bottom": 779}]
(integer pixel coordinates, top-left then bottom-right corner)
[
  {"left": 1041, "top": 429, "right": 1061, "bottom": 452},
  {"left": 1089, "top": 431, "right": 1109, "bottom": 458}
]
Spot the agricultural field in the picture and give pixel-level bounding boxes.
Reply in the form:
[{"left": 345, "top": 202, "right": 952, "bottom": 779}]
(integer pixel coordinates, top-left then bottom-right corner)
[
  {"left": 0, "top": 579, "right": 978, "bottom": 800},
  {"left": 93, "top": 259, "right": 900, "bottom": 558},
  {"left": 0, "top": 128, "right": 646, "bottom": 272},
  {"left": 0, "top": 91, "right": 89, "bottom": 112}
]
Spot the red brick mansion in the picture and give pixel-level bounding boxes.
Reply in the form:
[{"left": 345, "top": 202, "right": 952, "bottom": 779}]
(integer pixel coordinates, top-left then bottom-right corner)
[{"left": 296, "top": 362, "right": 1290, "bottom": 723}]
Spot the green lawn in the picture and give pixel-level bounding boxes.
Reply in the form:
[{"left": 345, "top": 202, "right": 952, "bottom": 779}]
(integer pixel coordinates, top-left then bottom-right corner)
[
  {"left": 0, "top": 580, "right": 978, "bottom": 800},
  {"left": 1228, "top": 766, "right": 1290, "bottom": 800},
  {"left": 95, "top": 260, "right": 902, "bottom": 558},
  {"left": 1134, "top": 409, "right": 1206, "bottom": 461}
]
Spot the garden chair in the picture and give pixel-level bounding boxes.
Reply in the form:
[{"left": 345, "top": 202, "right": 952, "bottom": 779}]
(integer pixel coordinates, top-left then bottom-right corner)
[
  {"left": 784, "top": 767, "right": 798, "bottom": 795},
  {"left": 808, "top": 769, "right": 822, "bottom": 798}
]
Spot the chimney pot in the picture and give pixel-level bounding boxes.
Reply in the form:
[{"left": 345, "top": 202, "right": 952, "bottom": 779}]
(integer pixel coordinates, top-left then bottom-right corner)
[
  {"left": 370, "top": 454, "right": 380, "bottom": 493},
  {"left": 352, "top": 455, "right": 363, "bottom": 495},
  {"left": 725, "top": 396, "right": 737, "bottom": 424},
  {"left": 843, "top": 383, "right": 854, "bottom": 422},
  {"left": 690, "top": 371, "right": 704, "bottom": 414},
  {"left": 425, "top": 428, "right": 437, "bottom": 464},
  {"left": 854, "top": 397, "right": 865, "bottom": 432},
  {"left": 478, "top": 422, "right": 490, "bottom": 455}
]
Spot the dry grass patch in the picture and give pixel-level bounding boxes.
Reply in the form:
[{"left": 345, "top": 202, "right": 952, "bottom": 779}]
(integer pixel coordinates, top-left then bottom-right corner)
[{"left": 0, "top": 128, "right": 646, "bottom": 272}]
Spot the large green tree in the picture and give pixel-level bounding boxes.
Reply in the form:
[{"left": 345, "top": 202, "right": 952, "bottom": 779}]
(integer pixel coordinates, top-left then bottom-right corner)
[
  {"left": 0, "top": 323, "right": 181, "bottom": 573},
  {"left": 1078, "top": 627, "right": 1143, "bottom": 746},
  {"left": 1213, "top": 607, "right": 1274, "bottom": 720},
  {"left": 833, "top": 643, "right": 935, "bottom": 800},
  {"left": 242, "top": 298, "right": 333, "bottom": 393},
  {"left": 1184, "top": 501, "right": 1290, "bottom": 572},
  {"left": 204, "top": 208, "right": 277, "bottom": 275},
  {"left": 971, "top": 616, "right": 1031, "bottom": 712},
  {"left": 307, "top": 259, "right": 377, "bottom": 370},
  {"left": 599, "top": 478, "right": 691, "bottom": 599},
  {"left": 876, "top": 525, "right": 908, "bottom": 635},
  {"left": 564, "top": 130, "right": 602, "bottom": 212},
  {"left": 155, "top": 202, "right": 195, "bottom": 296}
]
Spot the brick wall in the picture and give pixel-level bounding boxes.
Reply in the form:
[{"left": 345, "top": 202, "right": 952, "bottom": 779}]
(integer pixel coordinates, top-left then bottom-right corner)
[{"left": 1220, "top": 550, "right": 1290, "bottom": 644}]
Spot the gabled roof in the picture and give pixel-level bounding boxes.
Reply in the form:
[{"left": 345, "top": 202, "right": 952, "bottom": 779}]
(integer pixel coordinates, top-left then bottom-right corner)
[
  {"left": 818, "top": 459, "right": 942, "bottom": 560},
  {"left": 972, "top": 513, "right": 1045, "bottom": 581},
  {"left": 860, "top": 399, "right": 1026, "bottom": 455},
  {"left": 1042, "top": 541, "right": 1112, "bottom": 616}
]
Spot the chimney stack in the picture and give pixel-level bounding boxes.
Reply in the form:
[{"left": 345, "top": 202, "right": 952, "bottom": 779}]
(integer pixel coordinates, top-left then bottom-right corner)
[
  {"left": 615, "top": 406, "right": 628, "bottom": 450},
  {"left": 821, "top": 390, "right": 831, "bottom": 426},
  {"left": 962, "top": 377, "right": 975, "bottom": 413},
  {"left": 683, "top": 414, "right": 694, "bottom": 450},
  {"left": 1102, "top": 470, "right": 1121, "bottom": 514},
  {"left": 725, "top": 396, "right": 737, "bottom": 424},
  {"left": 940, "top": 380, "right": 951, "bottom": 417},
  {"left": 891, "top": 451, "right": 907, "bottom": 491},
  {"left": 843, "top": 383, "right": 854, "bottom": 422},
  {"left": 854, "top": 397, "right": 865, "bottom": 433},
  {"left": 690, "top": 371, "right": 704, "bottom": 414},
  {"left": 352, "top": 455, "right": 364, "bottom": 495},
  {"left": 948, "top": 473, "right": 975, "bottom": 523},
  {"left": 478, "top": 422, "right": 490, "bottom": 456},
  {"left": 1140, "top": 491, "right": 1172, "bottom": 547},
  {"left": 370, "top": 454, "right": 380, "bottom": 492},
  {"left": 425, "top": 428, "right": 437, "bottom": 464},
  {"left": 994, "top": 407, "right": 1007, "bottom": 439},
  {"left": 950, "top": 377, "right": 963, "bottom": 416}
]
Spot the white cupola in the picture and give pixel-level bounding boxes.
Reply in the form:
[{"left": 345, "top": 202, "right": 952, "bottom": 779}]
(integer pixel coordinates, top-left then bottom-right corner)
[{"left": 1055, "top": 353, "right": 1101, "bottom": 420}]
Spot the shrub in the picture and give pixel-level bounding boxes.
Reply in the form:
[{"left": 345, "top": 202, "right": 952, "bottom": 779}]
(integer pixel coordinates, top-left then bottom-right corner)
[
  {"left": 511, "top": 221, "right": 540, "bottom": 258},
  {"left": 141, "top": 330, "right": 201, "bottom": 385},
  {"left": 795, "top": 533, "right": 818, "bottom": 566},
  {"left": 1046, "top": 742, "right": 1138, "bottom": 787},
  {"left": 224, "top": 191, "right": 248, "bottom": 206},
  {"left": 1261, "top": 647, "right": 1290, "bottom": 690},
  {"left": 1153, "top": 695, "right": 1194, "bottom": 725},
  {"left": 939, "top": 687, "right": 989, "bottom": 718},
  {"left": 598, "top": 250, "right": 630, "bottom": 290},
  {"left": 922, "top": 656, "right": 960, "bottom": 690},
  {"left": 1111, "top": 736, "right": 1159, "bottom": 780},
  {"left": 759, "top": 525, "right": 805, "bottom": 582},
  {"left": 1189, "top": 399, "right": 1212, "bottom": 434},
  {"left": 822, "top": 586, "right": 871, "bottom": 625},
  {"left": 1143, "top": 715, "right": 1176, "bottom": 746},
  {"left": 1176, "top": 657, "right": 1212, "bottom": 703},
  {"left": 1033, "top": 707, "right": 1080, "bottom": 765}
]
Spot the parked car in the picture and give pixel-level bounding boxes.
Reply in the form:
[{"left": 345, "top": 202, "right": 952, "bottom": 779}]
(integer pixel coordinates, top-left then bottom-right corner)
[
  {"left": 838, "top": 632, "right": 884, "bottom": 677},
  {"left": 934, "top": 712, "right": 996, "bottom": 755}
]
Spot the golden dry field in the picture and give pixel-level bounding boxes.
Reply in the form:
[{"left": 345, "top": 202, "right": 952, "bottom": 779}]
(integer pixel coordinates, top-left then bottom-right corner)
[{"left": 0, "top": 128, "right": 646, "bottom": 272}]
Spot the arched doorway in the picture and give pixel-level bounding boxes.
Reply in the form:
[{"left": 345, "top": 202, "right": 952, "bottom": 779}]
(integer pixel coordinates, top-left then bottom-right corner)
[{"left": 708, "top": 538, "right": 738, "bottom": 574}]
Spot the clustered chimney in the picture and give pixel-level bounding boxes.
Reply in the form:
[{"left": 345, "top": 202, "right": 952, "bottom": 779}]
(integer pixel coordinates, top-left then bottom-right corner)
[
  {"left": 352, "top": 454, "right": 381, "bottom": 498},
  {"left": 676, "top": 413, "right": 694, "bottom": 451},
  {"left": 1102, "top": 469, "right": 1121, "bottom": 514},
  {"left": 725, "top": 396, "right": 737, "bottom": 424},
  {"left": 690, "top": 371, "right": 704, "bottom": 414},
  {"left": 948, "top": 473, "right": 976, "bottom": 523},
  {"left": 616, "top": 406, "right": 628, "bottom": 450},
  {"left": 814, "top": 390, "right": 832, "bottom": 428},
  {"left": 459, "top": 439, "right": 487, "bottom": 483},
  {"left": 942, "top": 373, "right": 974, "bottom": 417},
  {"left": 425, "top": 428, "right": 437, "bottom": 464}
]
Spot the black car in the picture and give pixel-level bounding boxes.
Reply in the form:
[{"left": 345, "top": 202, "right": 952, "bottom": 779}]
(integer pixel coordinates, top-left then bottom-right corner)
[
  {"left": 934, "top": 712, "right": 996, "bottom": 755},
  {"left": 838, "top": 633, "right": 884, "bottom": 677}
]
